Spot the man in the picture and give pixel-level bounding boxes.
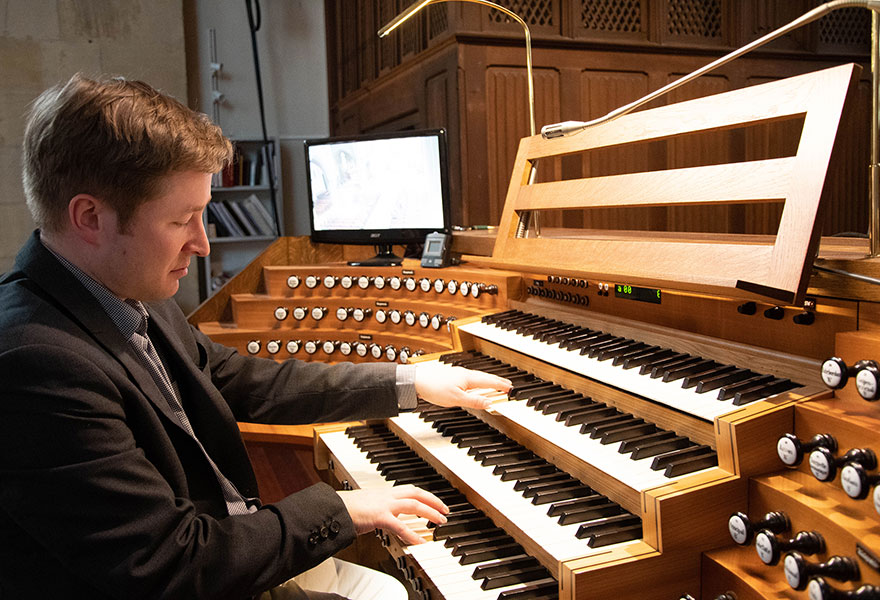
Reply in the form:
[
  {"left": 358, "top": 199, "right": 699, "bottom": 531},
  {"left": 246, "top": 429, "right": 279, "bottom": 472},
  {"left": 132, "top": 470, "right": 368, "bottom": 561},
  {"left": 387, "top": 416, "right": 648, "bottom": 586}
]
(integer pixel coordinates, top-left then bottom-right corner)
[{"left": 0, "top": 74, "right": 510, "bottom": 599}]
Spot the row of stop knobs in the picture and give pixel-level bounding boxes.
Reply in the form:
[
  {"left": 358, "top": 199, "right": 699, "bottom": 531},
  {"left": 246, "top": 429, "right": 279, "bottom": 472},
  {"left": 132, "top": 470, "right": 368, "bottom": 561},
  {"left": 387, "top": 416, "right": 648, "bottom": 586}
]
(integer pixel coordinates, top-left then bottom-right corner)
[
  {"left": 273, "top": 305, "right": 456, "bottom": 331},
  {"left": 723, "top": 509, "right": 878, "bottom": 598},
  {"left": 246, "top": 338, "right": 424, "bottom": 363},
  {"left": 287, "top": 273, "right": 498, "bottom": 297},
  {"left": 777, "top": 432, "right": 880, "bottom": 513}
]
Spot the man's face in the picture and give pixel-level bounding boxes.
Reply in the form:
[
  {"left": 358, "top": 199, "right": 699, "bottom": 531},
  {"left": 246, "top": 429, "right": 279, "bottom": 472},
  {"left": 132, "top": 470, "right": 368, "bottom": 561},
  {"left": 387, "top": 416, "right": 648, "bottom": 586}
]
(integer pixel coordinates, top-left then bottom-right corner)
[{"left": 99, "top": 171, "right": 212, "bottom": 301}]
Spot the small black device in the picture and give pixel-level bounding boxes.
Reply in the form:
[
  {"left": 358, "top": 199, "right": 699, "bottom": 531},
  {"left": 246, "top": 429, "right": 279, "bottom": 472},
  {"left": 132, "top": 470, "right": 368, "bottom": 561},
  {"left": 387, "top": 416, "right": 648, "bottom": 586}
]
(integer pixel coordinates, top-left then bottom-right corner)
[{"left": 421, "top": 231, "right": 452, "bottom": 268}]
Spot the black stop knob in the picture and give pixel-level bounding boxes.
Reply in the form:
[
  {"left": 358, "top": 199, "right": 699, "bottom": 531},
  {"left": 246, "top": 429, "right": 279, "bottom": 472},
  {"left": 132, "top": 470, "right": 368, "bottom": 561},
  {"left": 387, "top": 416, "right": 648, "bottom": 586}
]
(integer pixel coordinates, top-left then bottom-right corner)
[
  {"left": 784, "top": 552, "right": 860, "bottom": 591},
  {"left": 755, "top": 529, "right": 825, "bottom": 566},
  {"left": 777, "top": 432, "right": 837, "bottom": 467},
  {"left": 727, "top": 510, "right": 789, "bottom": 545}
]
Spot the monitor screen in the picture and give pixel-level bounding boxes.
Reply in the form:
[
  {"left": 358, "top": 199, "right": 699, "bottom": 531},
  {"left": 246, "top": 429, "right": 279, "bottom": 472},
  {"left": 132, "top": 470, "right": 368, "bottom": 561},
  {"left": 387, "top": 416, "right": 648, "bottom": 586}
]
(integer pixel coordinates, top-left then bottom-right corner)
[{"left": 304, "top": 129, "right": 450, "bottom": 265}]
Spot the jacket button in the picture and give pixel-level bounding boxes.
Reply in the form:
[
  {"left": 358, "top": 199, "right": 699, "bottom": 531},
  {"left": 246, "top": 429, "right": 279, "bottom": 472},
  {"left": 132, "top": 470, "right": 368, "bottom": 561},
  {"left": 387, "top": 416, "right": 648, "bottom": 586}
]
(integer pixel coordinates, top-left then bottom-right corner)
[
  {"left": 320, "top": 525, "right": 329, "bottom": 539},
  {"left": 308, "top": 533, "right": 319, "bottom": 546},
  {"left": 330, "top": 520, "right": 341, "bottom": 534}
]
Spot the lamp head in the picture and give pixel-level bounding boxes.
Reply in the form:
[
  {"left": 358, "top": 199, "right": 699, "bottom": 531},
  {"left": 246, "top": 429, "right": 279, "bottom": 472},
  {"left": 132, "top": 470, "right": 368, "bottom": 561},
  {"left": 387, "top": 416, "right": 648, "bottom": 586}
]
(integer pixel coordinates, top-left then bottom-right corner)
[{"left": 378, "top": 0, "right": 431, "bottom": 37}]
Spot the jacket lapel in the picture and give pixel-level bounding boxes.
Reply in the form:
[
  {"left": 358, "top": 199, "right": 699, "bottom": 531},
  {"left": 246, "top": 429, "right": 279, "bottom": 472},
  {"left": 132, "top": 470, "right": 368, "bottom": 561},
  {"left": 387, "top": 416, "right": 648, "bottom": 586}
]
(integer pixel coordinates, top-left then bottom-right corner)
[
  {"left": 145, "top": 305, "right": 259, "bottom": 494},
  {"left": 14, "top": 231, "right": 189, "bottom": 432}
]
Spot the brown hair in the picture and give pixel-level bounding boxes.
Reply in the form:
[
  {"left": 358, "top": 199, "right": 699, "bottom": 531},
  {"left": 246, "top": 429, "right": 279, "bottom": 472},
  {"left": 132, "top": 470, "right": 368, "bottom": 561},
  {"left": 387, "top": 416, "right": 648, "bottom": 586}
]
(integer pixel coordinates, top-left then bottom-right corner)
[{"left": 22, "top": 73, "right": 233, "bottom": 233}]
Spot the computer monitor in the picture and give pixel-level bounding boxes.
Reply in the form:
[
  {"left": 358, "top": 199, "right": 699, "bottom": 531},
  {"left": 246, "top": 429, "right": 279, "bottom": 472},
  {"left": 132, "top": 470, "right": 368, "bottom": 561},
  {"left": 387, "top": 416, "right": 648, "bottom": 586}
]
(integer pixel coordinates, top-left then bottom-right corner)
[{"left": 304, "top": 128, "right": 451, "bottom": 266}]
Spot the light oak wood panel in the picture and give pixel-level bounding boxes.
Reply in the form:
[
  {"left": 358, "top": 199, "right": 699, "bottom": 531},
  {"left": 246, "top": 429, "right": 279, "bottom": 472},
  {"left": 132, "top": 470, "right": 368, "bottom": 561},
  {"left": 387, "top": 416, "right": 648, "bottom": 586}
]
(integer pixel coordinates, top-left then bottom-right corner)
[{"left": 485, "top": 64, "right": 860, "bottom": 305}]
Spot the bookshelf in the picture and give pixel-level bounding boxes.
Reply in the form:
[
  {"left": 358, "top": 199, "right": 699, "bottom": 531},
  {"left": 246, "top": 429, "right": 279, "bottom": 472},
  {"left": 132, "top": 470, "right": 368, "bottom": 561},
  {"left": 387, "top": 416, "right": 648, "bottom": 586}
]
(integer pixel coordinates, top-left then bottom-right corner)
[{"left": 199, "top": 138, "right": 283, "bottom": 301}]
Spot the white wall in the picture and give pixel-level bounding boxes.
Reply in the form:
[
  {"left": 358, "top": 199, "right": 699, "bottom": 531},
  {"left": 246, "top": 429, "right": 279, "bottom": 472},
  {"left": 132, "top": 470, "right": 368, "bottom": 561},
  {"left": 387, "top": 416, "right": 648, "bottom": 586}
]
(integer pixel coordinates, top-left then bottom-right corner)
[
  {"left": 0, "top": 0, "right": 188, "bottom": 272},
  {"left": 190, "top": 0, "right": 330, "bottom": 237}
]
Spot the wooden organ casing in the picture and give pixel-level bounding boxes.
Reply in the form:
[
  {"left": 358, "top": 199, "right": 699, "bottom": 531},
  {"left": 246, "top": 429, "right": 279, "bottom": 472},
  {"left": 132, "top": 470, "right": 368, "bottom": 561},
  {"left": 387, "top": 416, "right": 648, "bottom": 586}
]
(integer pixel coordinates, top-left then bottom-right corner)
[{"left": 189, "top": 64, "right": 880, "bottom": 599}]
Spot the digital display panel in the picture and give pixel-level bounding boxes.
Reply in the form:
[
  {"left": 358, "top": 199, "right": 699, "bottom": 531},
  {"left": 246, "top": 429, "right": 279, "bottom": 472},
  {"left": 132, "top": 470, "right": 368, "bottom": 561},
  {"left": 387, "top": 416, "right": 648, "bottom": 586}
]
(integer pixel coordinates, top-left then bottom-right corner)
[{"left": 615, "top": 284, "right": 661, "bottom": 304}]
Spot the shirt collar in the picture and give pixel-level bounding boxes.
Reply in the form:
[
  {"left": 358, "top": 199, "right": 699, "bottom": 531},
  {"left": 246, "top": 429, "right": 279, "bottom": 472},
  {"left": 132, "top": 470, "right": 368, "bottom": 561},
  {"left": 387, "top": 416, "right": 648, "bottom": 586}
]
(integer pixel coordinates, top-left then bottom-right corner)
[{"left": 43, "top": 241, "right": 146, "bottom": 338}]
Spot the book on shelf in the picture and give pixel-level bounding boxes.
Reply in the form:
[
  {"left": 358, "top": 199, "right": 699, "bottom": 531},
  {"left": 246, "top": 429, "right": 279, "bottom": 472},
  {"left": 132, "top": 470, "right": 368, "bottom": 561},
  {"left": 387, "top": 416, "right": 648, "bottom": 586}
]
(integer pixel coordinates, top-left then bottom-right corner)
[
  {"left": 207, "top": 202, "right": 242, "bottom": 237},
  {"left": 207, "top": 198, "right": 277, "bottom": 238},
  {"left": 242, "top": 194, "right": 277, "bottom": 235},
  {"left": 215, "top": 142, "right": 271, "bottom": 188},
  {"left": 226, "top": 200, "right": 260, "bottom": 236}
]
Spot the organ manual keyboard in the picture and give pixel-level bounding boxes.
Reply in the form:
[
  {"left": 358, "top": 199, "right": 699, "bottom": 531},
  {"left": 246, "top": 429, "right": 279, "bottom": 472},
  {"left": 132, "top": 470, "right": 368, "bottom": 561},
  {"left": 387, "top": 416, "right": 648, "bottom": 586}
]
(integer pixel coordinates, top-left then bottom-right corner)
[{"left": 309, "top": 64, "right": 874, "bottom": 599}]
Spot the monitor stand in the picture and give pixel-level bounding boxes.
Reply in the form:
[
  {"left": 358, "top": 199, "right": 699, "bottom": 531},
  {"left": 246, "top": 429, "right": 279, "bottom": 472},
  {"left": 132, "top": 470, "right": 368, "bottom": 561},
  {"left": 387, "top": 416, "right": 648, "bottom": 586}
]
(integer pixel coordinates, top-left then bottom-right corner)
[{"left": 347, "top": 244, "right": 403, "bottom": 267}]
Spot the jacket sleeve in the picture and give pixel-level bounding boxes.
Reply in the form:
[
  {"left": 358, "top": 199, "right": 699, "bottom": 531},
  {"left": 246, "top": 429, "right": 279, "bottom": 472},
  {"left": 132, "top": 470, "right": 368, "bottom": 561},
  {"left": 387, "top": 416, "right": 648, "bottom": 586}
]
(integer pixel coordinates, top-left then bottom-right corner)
[
  {"left": 186, "top": 319, "right": 402, "bottom": 425},
  {"left": 0, "top": 342, "right": 357, "bottom": 600}
]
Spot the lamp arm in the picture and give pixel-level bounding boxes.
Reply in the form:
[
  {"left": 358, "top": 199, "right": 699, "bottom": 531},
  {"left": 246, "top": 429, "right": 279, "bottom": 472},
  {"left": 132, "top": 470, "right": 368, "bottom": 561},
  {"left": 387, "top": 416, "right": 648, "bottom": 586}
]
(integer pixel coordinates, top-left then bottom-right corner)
[
  {"left": 542, "top": 0, "right": 880, "bottom": 139},
  {"left": 379, "top": 0, "right": 535, "bottom": 136}
]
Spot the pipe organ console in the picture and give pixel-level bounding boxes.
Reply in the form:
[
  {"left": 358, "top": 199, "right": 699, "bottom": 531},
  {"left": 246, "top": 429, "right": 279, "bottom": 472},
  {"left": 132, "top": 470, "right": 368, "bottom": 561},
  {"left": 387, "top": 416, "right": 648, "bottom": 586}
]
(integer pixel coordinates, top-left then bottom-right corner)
[{"left": 188, "top": 65, "right": 880, "bottom": 598}]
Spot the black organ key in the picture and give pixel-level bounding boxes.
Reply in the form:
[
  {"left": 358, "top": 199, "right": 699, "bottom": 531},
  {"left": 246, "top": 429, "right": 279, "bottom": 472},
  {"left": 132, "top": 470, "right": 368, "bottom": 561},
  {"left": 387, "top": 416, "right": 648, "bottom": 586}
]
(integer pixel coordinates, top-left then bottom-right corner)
[
  {"left": 502, "top": 314, "right": 545, "bottom": 331},
  {"left": 622, "top": 347, "right": 677, "bottom": 370},
  {"left": 459, "top": 540, "right": 524, "bottom": 565},
  {"left": 531, "top": 485, "right": 596, "bottom": 506},
  {"left": 717, "top": 374, "right": 775, "bottom": 400},
  {"left": 513, "top": 472, "right": 571, "bottom": 491},
  {"left": 597, "top": 341, "right": 650, "bottom": 361},
  {"left": 589, "top": 417, "right": 646, "bottom": 440},
  {"left": 438, "top": 350, "right": 481, "bottom": 364},
  {"left": 519, "top": 477, "right": 583, "bottom": 498},
  {"left": 539, "top": 325, "right": 584, "bottom": 344},
  {"left": 557, "top": 330, "right": 602, "bottom": 350},
  {"left": 539, "top": 396, "right": 592, "bottom": 415},
  {"left": 516, "top": 384, "right": 567, "bottom": 402},
  {"left": 466, "top": 440, "right": 516, "bottom": 456},
  {"left": 516, "top": 317, "right": 557, "bottom": 334},
  {"left": 612, "top": 345, "right": 662, "bottom": 367},
  {"left": 732, "top": 378, "right": 798, "bottom": 405},
  {"left": 650, "top": 445, "right": 716, "bottom": 471},
  {"left": 695, "top": 368, "right": 758, "bottom": 393},
  {"left": 472, "top": 443, "right": 523, "bottom": 462},
  {"left": 456, "top": 357, "right": 506, "bottom": 370},
  {"left": 494, "top": 463, "right": 558, "bottom": 481},
  {"left": 583, "top": 336, "right": 629, "bottom": 358},
  {"left": 430, "top": 517, "right": 497, "bottom": 539},
  {"left": 585, "top": 523, "right": 644, "bottom": 548},
  {"left": 556, "top": 501, "right": 625, "bottom": 525},
  {"left": 662, "top": 359, "right": 721, "bottom": 383},
  {"left": 474, "top": 559, "right": 547, "bottom": 590},
  {"left": 545, "top": 494, "right": 607, "bottom": 517},
  {"left": 451, "top": 429, "right": 503, "bottom": 446},
  {"left": 496, "top": 578, "right": 559, "bottom": 600},
  {"left": 599, "top": 422, "right": 656, "bottom": 444},
  {"left": 576, "top": 334, "right": 620, "bottom": 355},
  {"left": 638, "top": 352, "right": 691, "bottom": 375},
  {"left": 508, "top": 380, "right": 556, "bottom": 399},
  {"left": 629, "top": 436, "right": 692, "bottom": 459},
  {"left": 662, "top": 450, "right": 719, "bottom": 477},
  {"left": 650, "top": 355, "right": 702, "bottom": 379},
  {"left": 681, "top": 364, "right": 736, "bottom": 389},
  {"left": 562, "top": 405, "right": 617, "bottom": 427},
  {"left": 481, "top": 309, "right": 519, "bottom": 324},
  {"left": 481, "top": 450, "right": 537, "bottom": 467},
  {"left": 578, "top": 412, "right": 629, "bottom": 434},
  {"left": 530, "top": 391, "right": 583, "bottom": 411},
  {"left": 442, "top": 527, "right": 508, "bottom": 548},
  {"left": 618, "top": 431, "right": 677, "bottom": 453},
  {"left": 451, "top": 534, "right": 517, "bottom": 556},
  {"left": 534, "top": 324, "right": 577, "bottom": 342}
]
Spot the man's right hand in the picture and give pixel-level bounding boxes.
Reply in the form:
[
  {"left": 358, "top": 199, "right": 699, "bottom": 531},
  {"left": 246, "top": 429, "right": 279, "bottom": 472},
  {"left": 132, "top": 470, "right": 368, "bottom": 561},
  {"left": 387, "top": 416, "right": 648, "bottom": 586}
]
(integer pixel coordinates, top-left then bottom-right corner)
[{"left": 337, "top": 484, "right": 449, "bottom": 545}]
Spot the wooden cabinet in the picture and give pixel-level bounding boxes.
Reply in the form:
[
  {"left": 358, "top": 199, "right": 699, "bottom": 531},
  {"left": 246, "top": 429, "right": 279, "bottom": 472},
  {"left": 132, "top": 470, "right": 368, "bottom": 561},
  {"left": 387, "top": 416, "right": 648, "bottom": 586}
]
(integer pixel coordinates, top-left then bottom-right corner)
[{"left": 324, "top": 0, "right": 871, "bottom": 235}]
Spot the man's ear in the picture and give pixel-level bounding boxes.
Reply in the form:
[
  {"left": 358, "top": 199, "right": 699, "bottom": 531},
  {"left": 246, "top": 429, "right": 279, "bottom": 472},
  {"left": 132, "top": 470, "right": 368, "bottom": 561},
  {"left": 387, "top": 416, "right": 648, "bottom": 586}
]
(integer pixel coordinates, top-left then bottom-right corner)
[{"left": 67, "top": 194, "right": 111, "bottom": 245}]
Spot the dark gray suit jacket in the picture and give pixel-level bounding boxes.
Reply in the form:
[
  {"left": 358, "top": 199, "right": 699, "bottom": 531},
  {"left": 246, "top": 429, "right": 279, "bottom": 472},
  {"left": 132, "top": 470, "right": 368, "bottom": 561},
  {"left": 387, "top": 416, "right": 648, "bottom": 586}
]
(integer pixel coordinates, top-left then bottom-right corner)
[{"left": 0, "top": 231, "right": 400, "bottom": 599}]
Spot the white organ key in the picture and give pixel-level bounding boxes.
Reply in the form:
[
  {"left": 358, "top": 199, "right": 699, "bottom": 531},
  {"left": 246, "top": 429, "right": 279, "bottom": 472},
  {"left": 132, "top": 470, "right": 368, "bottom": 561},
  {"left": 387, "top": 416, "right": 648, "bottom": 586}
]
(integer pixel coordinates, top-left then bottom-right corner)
[
  {"left": 491, "top": 401, "right": 712, "bottom": 492},
  {"left": 459, "top": 320, "right": 778, "bottom": 422},
  {"left": 406, "top": 542, "right": 555, "bottom": 600},
  {"left": 418, "top": 358, "right": 718, "bottom": 489},
  {"left": 390, "top": 412, "right": 639, "bottom": 563}
]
